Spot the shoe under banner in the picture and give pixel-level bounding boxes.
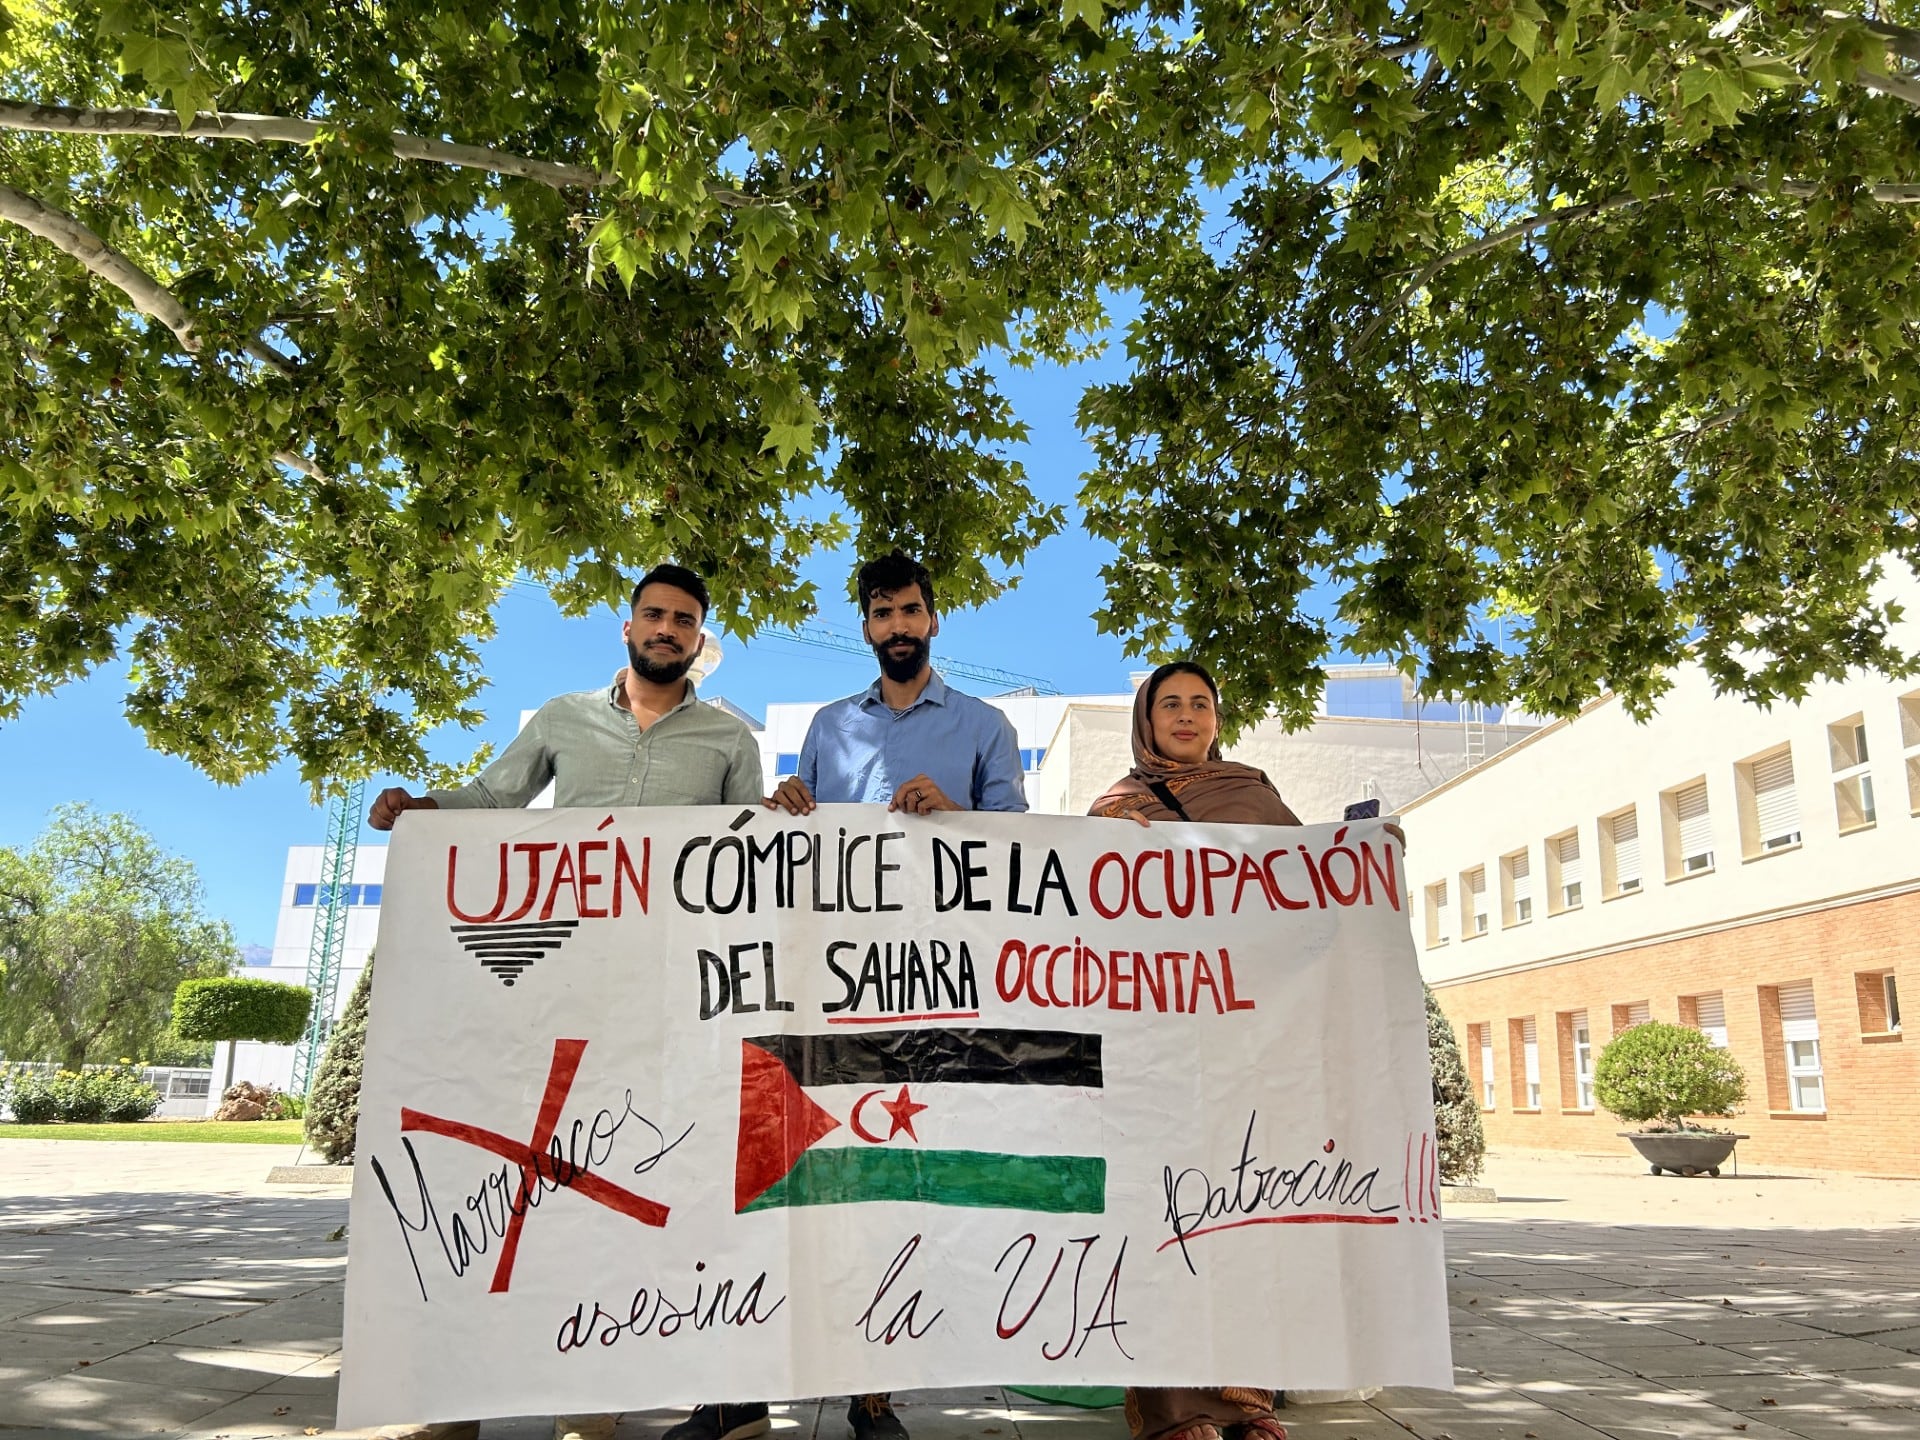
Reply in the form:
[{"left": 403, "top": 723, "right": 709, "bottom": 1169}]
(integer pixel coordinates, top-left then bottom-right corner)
[{"left": 337, "top": 806, "right": 1451, "bottom": 1428}]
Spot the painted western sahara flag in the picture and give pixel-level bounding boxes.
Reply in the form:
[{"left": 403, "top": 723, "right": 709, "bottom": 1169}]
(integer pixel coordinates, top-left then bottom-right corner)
[{"left": 735, "top": 1028, "right": 1106, "bottom": 1214}]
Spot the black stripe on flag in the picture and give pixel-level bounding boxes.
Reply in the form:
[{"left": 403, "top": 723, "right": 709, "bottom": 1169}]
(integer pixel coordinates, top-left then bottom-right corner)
[{"left": 744, "top": 1027, "right": 1101, "bottom": 1088}]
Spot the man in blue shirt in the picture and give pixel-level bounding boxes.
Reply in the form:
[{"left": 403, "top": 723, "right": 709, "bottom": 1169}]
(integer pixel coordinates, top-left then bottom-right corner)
[
  {"left": 662, "top": 555, "right": 1023, "bottom": 1440},
  {"left": 766, "top": 548, "right": 1027, "bottom": 817}
]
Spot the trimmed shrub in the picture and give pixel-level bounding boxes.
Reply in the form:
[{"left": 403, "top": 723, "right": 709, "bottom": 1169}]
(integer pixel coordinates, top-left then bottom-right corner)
[
  {"left": 172, "top": 977, "right": 314, "bottom": 1044},
  {"left": 1594, "top": 1021, "right": 1747, "bottom": 1131},
  {"left": 7, "top": 1070, "right": 60, "bottom": 1123},
  {"left": 1426, "top": 983, "right": 1486, "bottom": 1184},
  {"left": 306, "top": 956, "right": 373, "bottom": 1163}
]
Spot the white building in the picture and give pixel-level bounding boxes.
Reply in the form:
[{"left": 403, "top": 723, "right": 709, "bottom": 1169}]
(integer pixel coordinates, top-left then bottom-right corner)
[{"left": 1404, "top": 567, "right": 1920, "bottom": 1175}]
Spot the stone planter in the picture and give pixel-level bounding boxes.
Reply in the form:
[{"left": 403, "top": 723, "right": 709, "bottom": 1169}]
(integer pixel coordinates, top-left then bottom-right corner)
[{"left": 1620, "top": 1130, "right": 1748, "bottom": 1177}]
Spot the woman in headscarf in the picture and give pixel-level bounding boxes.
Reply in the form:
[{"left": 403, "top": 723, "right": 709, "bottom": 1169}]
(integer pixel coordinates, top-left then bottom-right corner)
[
  {"left": 1089, "top": 660, "right": 1300, "bottom": 828},
  {"left": 1090, "top": 659, "right": 1294, "bottom": 1440}
]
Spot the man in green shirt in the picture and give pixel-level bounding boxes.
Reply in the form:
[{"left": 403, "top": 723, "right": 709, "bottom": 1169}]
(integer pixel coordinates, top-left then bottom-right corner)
[
  {"left": 367, "top": 563, "right": 762, "bottom": 1440},
  {"left": 370, "top": 563, "right": 764, "bottom": 829}
]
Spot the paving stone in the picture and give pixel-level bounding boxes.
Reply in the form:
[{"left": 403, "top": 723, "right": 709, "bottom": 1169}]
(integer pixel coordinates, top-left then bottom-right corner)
[
  {"left": 1718, "top": 1340, "right": 1920, "bottom": 1374},
  {"left": 1560, "top": 1345, "right": 1780, "bottom": 1379}
]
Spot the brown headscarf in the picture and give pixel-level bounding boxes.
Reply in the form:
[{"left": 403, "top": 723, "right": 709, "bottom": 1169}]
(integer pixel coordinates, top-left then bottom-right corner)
[{"left": 1088, "top": 664, "right": 1302, "bottom": 827}]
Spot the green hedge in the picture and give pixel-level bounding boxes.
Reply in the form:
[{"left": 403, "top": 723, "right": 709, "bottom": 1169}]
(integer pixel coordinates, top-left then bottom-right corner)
[{"left": 172, "top": 977, "right": 314, "bottom": 1044}]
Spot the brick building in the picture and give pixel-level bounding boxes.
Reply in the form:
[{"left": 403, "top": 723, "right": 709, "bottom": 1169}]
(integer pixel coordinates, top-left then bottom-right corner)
[{"left": 1402, "top": 569, "right": 1920, "bottom": 1176}]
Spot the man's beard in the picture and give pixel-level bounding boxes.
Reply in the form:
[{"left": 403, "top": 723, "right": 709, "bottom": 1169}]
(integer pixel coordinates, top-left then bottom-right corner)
[
  {"left": 628, "top": 636, "right": 696, "bottom": 684},
  {"left": 872, "top": 634, "right": 930, "bottom": 684}
]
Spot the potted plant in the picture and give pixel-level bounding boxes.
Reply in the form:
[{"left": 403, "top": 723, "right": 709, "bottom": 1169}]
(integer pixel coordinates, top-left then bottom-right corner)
[{"left": 1594, "top": 1021, "right": 1749, "bottom": 1177}]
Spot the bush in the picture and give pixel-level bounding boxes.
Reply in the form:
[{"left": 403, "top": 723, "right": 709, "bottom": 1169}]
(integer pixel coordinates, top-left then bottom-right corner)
[
  {"left": 173, "top": 977, "right": 314, "bottom": 1045},
  {"left": 7, "top": 1070, "right": 60, "bottom": 1123},
  {"left": 8, "top": 1065, "right": 163, "bottom": 1123},
  {"left": 267, "top": 1090, "right": 307, "bottom": 1120},
  {"left": 306, "top": 956, "right": 373, "bottom": 1163},
  {"left": 47, "top": 1069, "right": 108, "bottom": 1123},
  {"left": 1594, "top": 1021, "right": 1747, "bottom": 1131},
  {"left": 96, "top": 1066, "right": 162, "bottom": 1122},
  {"left": 1426, "top": 983, "right": 1486, "bottom": 1184}
]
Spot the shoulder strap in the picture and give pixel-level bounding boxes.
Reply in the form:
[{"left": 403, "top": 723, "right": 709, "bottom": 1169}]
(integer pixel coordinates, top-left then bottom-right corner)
[{"left": 1145, "top": 778, "right": 1192, "bottom": 821}]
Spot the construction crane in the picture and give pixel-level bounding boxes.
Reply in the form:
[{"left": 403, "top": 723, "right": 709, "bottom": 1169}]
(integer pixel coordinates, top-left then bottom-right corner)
[
  {"left": 291, "top": 777, "right": 365, "bottom": 1096},
  {"left": 762, "top": 620, "right": 1058, "bottom": 695}
]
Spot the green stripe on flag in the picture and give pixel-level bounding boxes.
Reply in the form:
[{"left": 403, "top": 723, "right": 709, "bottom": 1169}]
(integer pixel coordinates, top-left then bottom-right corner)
[{"left": 742, "top": 1147, "right": 1105, "bottom": 1214}]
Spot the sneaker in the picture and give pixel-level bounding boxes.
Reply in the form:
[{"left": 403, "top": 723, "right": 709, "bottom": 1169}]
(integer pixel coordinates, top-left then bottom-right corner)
[
  {"left": 554, "top": 1416, "right": 619, "bottom": 1440},
  {"left": 664, "top": 1404, "right": 771, "bottom": 1440},
  {"left": 848, "top": 1394, "right": 908, "bottom": 1440},
  {"left": 375, "top": 1425, "right": 481, "bottom": 1440}
]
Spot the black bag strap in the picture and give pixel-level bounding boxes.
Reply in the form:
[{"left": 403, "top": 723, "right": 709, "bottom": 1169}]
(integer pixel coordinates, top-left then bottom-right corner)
[{"left": 1145, "top": 778, "right": 1192, "bottom": 821}]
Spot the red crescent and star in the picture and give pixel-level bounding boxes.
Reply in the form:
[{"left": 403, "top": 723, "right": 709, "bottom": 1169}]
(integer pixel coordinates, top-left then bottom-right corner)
[{"left": 849, "top": 1084, "right": 929, "bottom": 1144}]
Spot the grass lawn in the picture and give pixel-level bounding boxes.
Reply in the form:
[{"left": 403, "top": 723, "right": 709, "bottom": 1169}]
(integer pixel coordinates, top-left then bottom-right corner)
[{"left": 0, "top": 1118, "right": 306, "bottom": 1143}]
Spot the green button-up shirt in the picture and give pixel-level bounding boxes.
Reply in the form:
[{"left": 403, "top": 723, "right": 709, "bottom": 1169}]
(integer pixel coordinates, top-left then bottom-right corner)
[{"left": 427, "top": 674, "right": 764, "bottom": 811}]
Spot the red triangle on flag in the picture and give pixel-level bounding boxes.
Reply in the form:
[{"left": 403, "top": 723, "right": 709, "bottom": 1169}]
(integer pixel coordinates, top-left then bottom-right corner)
[{"left": 735, "top": 1040, "right": 843, "bottom": 1211}]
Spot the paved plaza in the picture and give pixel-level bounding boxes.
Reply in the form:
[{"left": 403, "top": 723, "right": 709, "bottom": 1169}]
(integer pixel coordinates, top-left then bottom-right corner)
[{"left": 2, "top": 1140, "right": 1918, "bottom": 1439}]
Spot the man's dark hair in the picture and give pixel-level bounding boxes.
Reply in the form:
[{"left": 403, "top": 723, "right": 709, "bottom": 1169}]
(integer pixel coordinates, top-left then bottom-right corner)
[
  {"left": 631, "top": 563, "right": 709, "bottom": 618},
  {"left": 856, "top": 550, "right": 935, "bottom": 616}
]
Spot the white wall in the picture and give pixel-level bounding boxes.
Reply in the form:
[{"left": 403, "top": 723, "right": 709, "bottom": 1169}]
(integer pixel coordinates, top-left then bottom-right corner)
[{"left": 1402, "top": 567, "right": 1920, "bottom": 986}]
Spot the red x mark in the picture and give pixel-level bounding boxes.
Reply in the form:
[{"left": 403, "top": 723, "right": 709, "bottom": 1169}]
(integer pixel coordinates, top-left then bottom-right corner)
[{"left": 400, "top": 1037, "right": 669, "bottom": 1294}]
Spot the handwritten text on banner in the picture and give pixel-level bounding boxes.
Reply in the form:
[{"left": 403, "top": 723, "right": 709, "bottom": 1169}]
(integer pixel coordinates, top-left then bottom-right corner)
[{"left": 338, "top": 807, "right": 1451, "bottom": 1427}]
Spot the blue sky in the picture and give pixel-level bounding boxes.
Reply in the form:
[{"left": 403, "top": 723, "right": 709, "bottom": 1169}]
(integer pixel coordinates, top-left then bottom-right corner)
[{"left": 0, "top": 347, "right": 1169, "bottom": 954}]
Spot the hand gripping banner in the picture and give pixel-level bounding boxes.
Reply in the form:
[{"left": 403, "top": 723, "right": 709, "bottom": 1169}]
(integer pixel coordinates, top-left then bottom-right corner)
[{"left": 338, "top": 807, "right": 1452, "bottom": 1427}]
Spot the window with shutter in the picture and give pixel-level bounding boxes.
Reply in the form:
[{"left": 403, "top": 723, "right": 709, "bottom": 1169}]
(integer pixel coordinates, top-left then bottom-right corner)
[
  {"left": 1506, "top": 849, "right": 1532, "bottom": 924},
  {"left": 1521, "top": 1017, "right": 1540, "bottom": 1107},
  {"left": 1464, "top": 867, "right": 1488, "bottom": 937},
  {"left": 1777, "top": 982, "right": 1824, "bottom": 1112},
  {"left": 1675, "top": 782, "right": 1713, "bottom": 873},
  {"left": 1425, "top": 881, "right": 1450, "bottom": 948},
  {"left": 1610, "top": 809, "right": 1642, "bottom": 892},
  {"left": 1627, "top": 1000, "right": 1651, "bottom": 1027},
  {"left": 1555, "top": 831, "right": 1583, "bottom": 909},
  {"left": 1750, "top": 749, "right": 1801, "bottom": 850},
  {"left": 1694, "top": 991, "right": 1728, "bottom": 1047},
  {"left": 1479, "top": 1028, "right": 1496, "bottom": 1108}
]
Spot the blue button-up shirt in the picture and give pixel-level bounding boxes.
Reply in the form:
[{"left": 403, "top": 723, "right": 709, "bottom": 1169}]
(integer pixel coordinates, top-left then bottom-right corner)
[{"left": 798, "top": 672, "right": 1027, "bottom": 811}]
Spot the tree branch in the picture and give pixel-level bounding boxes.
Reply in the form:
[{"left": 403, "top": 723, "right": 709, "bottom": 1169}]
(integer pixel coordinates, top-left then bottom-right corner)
[
  {"left": 0, "top": 183, "right": 328, "bottom": 479},
  {"left": 0, "top": 182, "right": 201, "bottom": 352},
  {"left": 1856, "top": 69, "right": 1920, "bottom": 110},
  {"left": 0, "top": 101, "right": 612, "bottom": 190},
  {"left": 1354, "top": 190, "right": 1664, "bottom": 353}
]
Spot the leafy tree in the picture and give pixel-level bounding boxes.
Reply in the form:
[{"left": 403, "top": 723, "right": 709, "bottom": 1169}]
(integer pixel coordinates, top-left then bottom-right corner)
[
  {"left": 173, "top": 975, "right": 313, "bottom": 1091},
  {"left": 305, "top": 954, "right": 372, "bottom": 1164},
  {"left": 0, "top": 804, "right": 236, "bottom": 1068},
  {"left": 3, "top": 0, "right": 1918, "bottom": 781},
  {"left": 1593, "top": 1020, "right": 1747, "bottom": 1131},
  {"left": 1425, "top": 983, "right": 1485, "bottom": 1184}
]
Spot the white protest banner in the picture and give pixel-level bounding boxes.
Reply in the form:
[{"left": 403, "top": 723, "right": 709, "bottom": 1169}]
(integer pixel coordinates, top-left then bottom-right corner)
[{"left": 338, "top": 806, "right": 1451, "bottom": 1428}]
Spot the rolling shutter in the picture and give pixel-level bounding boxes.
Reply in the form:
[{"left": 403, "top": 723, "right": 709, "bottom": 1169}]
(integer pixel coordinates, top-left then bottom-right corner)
[
  {"left": 1626, "top": 1000, "right": 1651, "bottom": 1027},
  {"left": 1557, "top": 832, "right": 1583, "bottom": 886},
  {"left": 1752, "top": 750, "right": 1800, "bottom": 845},
  {"left": 1522, "top": 1017, "right": 1540, "bottom": 1084},
  {"left": 1676, "top": 783, "right": 1712, "bottom": 862},
  {"left": 1778, "top": 981, "right": 1819, "bottom": 1042},
  {"left": 1695, "top": 992, "right": 1728, "bottom": 1047},
  {"left": 1510, "top": 850, "right": 1532, "bottom": 901},
  {"left": 1612, "top": 810, "right": 1641, "bottom": 883}
]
